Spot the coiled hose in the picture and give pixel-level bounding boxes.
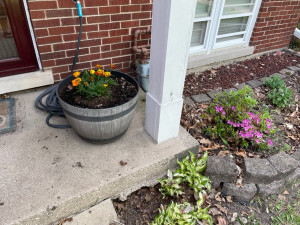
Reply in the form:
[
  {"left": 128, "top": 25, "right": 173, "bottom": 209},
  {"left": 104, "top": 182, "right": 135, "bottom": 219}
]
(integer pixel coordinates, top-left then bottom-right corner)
[{"left": 35, "top": 15, "right": 82, "bottom": 129}]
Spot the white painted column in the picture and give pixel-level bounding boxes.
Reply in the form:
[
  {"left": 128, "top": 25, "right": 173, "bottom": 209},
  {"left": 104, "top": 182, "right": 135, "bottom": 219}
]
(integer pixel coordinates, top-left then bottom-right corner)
[{"left": 145, "top": 0, "right": 197, "bottom": 143}]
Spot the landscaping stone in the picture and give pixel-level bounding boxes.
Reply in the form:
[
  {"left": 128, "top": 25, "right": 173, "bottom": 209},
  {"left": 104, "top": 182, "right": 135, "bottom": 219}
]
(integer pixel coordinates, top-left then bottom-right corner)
[
  {"left": 268, "top": 152, "right": 300, "bottom": 176},
  {"left": 279, "top": 68, "right": 295, "bottom": 76},
  {"left": 270, "top": 73, "right": 286, "bottom": 79},
  {"left": 184, "top": 97, "right": 194, "bottom": 105},
  {"left": 259, "top": 76, "right": 268, "bottom": 83},
  {"left": 246, "top": 79, "right": 264, "bottom": 88},
  {"left": 292, "top": 150, "right": 300, "bottom": 161},
  {"left": 271, "top": 114, "right": 285, "bottom": 125},
  {"left": 287, "top": 66, "right": 300, "bottom": 72},
  {"left": 296, "top": 64, "right": 300, "bottom": 68},
  {"left": 191, "top": 94, "right": 211, "bottom": 103},
  {"left": 224, "top": 88, "right": 237, "bottom": 94},
  {"left": 222, "top": 183, "right": 257, "bottom": 202},
  {"left": 243, "top": 158, "right": 279, "bottom": 184},
  {"left": 205, "top": 156, "right": 239, "bottom": 183},
  {"left": 234, "top": 83, "right": 246, "bottom": 90},
  {"left": 285, "top": 168, "right": 300, "bottom": 183},
  {"left": 258, "top": 180, "right": 285, "bottom": 196},
  {"left": 207, "top": 90, "right": 223, "bottom": 99}
]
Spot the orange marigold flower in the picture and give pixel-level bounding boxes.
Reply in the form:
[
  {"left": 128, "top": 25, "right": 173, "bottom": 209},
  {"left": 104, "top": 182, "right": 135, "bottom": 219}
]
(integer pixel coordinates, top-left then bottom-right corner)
[
  {"left": 90, "top": 77, "right": 94, "bottom": 81},
  {"left": 89, "top": 69, "right": 95, "bottom": 75},
  {"left": 96, "top": 64, "right": 102, "bottom": 69},
  {"left": 96, "top": 69, "right": 104, "bottom": 76},
  {"left": 104, "top": 72, "right": 111, "bottom": 77},
  {"left": 73, "top": 71, "right": 80, "bottom": 77},
  {"left": 72, "top": 78, "right": 81, "bottom": 86},
  {"left": 103, "top": 84, "right": 108, "bottom": 87},
  {"left": 110, "top": 64, "right": 116, "bottom": 69},
  {"left": 85, "top": 82, "right": 89, "bottom": 86}
]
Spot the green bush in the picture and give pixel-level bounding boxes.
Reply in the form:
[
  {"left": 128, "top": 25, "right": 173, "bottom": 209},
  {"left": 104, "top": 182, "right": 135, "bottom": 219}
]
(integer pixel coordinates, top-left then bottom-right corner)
[
  {"left": 206, "top": 86, "right": 275, "bottom": 149},
  {"left": 265, "top": 76, "right": 293, "bottom": 109}
]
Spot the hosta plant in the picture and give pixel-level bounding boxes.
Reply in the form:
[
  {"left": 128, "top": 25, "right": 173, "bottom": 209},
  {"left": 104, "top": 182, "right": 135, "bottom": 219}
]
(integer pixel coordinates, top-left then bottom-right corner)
[
  {"left": 152, "top": 193, "right": 212, "bottom": 225},
  {"left": 158, "top": 152, "right": 211, "bottom": 199},
  {"left": 71, "top": 64, "right": 117, "bottom": 99}
]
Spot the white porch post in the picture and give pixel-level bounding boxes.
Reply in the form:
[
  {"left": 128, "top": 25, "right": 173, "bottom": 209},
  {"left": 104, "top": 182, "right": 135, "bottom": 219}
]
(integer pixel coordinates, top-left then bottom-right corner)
[{"left": 145, "top": 0, "right": 197, "bottom": 143}]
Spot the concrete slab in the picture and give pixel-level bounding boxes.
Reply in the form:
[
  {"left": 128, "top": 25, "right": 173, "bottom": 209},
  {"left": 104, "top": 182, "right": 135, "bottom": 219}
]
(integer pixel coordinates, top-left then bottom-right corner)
[
  {"left": 66, "top": 199, "right": 118, "bottom": 225},
  {"left": 0, "top": 88, "right": 199, "bottom": 225}
]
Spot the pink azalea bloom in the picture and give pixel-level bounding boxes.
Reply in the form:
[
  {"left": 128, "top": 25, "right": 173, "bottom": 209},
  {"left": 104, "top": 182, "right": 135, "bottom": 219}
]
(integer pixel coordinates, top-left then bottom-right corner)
[
  {"left": 215, "top": 105, "right": 223, "bottom": 113},
  {"left": 255, "top": 139, "right": 260, "bottom": 144},
  {"left": 231, "top": 106, "right": 236, "bottom": 110},
  {"left": 267, "top": 139, "right": 273, "bottom": 147}
]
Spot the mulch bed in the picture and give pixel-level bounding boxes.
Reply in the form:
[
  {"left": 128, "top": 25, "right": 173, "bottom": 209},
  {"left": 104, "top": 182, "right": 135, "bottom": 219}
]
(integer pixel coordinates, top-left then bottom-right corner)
[
  {"left": 183, "top": 51, "right": 300, "bottom": 96},
  {"left": 113, "top": 51, "right": 300, "bottom": 225},
  {"left": 59, "top": 76, "right": 138, "bottom": 109}
]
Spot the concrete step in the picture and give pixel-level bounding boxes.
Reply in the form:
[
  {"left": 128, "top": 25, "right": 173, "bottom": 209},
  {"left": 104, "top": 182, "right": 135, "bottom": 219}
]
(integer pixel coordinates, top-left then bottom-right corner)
[{"left": 0, "top": 88, "right": 199, "bottom": 225}]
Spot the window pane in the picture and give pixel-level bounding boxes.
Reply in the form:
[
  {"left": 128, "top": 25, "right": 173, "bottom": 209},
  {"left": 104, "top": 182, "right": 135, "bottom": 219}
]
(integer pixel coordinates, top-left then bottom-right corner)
[
  {"left": 218, "top": 17, "right": 248, "bottom": 35},
  {"left": 191, "top": 22, "right": 207, "bottom": 47},
  {"left": 223, "top": 0, "right": 255, "bottom": 15},
  {"left": 195, "top": 0, "right": 214, "bottom": 18},
  {"left": 216, "top": 34, "right": 244, "bottom": 42}
]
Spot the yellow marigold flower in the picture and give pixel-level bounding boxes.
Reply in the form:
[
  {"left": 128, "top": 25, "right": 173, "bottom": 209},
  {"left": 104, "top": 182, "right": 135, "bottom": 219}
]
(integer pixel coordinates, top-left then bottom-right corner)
[
  {"left": 110, "top": 64, "right": 116, "bottom": 69},
  {"left": 89, "top": 69, "right": 95, "bottom": 75},
  {"left": 104, "top": 72, "right": 111, "bottom": 77},
  {"left": 73, "top": 71, "right": 80, "bottom": 77},
  {"left": 103, "top": 84, "right": 108, "bottom": 87},
  {"left": 96, "top": 64, "right": 102, "bottom": 69},
  {"left": 72, "top": 78, "right": 81, "bottom": 86}
]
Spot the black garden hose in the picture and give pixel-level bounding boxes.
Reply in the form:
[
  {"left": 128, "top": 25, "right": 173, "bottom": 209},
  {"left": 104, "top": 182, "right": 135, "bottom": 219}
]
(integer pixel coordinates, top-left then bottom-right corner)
[{"left": 35, "top": 15, "right": 83, "bottom": 129}]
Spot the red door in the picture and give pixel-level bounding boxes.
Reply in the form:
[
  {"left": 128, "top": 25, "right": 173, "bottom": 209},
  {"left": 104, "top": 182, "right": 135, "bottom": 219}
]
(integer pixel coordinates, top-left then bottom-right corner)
[{"left": 0, "top": 0, "right": 38, "bottom": 77}]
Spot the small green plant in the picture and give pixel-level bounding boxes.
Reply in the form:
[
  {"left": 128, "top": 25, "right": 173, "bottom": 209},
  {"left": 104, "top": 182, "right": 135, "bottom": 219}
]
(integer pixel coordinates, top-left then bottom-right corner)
[
  {"left": 280, "top": 143, "right": 291, "bottom": 152},
  {"left": 206, "top": 86, "right": 275, "bottom": 149},
  {"left": 152, "top": 194, "right": 212, "bottom": 225},
  {"left": 264, "top": 76, "right": 293, "bottom": 109},
  {"left": 265, "top": 75, "right": 285, "bottom": 89},
  {"left": 158, "top": 152, "right": 211, "bottom": 198}
]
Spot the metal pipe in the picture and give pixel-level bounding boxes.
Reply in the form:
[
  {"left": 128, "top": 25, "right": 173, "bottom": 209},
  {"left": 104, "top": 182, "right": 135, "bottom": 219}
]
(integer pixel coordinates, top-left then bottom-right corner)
[{"left": 132, "top": 28, "right": 151, "bottom": 66}]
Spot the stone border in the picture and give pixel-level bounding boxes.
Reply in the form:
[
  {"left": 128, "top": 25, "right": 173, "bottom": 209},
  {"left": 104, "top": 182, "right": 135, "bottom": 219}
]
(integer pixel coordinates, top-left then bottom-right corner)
[
  {"left": 205, "top": 151, "right": 300, "bottom": 202},
  {"left": 184, "top": 52, "right": 300, "bottom": 106}
]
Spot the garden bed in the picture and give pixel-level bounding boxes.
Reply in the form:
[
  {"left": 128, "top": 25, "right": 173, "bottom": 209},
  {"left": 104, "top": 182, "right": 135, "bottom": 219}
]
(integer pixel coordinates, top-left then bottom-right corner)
[{"left": 113, "top": 51, "right": 300, "bottom": 225}]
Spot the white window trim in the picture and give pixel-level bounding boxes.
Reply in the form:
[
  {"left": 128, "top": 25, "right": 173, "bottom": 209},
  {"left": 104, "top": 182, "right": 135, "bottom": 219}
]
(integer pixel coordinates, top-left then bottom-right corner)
[{"left": 190, "top": 0, "right": 262, "bottom": 54}]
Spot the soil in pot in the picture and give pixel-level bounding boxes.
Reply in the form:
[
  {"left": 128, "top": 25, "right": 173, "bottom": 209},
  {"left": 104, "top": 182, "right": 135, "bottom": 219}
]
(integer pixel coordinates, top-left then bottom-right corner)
[{"left": 60, "top": 76, "right": 138, "bottom": 109}]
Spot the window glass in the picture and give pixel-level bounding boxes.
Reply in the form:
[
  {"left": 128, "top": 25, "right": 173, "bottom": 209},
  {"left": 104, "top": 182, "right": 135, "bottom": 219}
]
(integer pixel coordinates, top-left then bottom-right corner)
[
  {"left": 223, "top": 0, "right": 255, "bottom": 15},
  {"left": 191, "top": 22, "right": 207, "bottom": 47},
  {"left": 218, "top": 16, "right": 248, "bottom": 35},
  {"left": 195, "top": 0, "right": 214, "bottom": 18}
]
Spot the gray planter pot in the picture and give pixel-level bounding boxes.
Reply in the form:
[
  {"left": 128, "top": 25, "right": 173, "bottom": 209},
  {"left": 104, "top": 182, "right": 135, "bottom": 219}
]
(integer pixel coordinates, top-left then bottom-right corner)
[{"left": 57, "top": 71, "right": 139, "bottom": 144}]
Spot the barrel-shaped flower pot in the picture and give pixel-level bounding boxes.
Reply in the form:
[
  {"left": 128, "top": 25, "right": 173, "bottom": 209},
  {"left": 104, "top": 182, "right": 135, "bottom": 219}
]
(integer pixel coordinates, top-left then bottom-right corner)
[{"left": 57, "top": 71, "right": 139, "bottom": 144}]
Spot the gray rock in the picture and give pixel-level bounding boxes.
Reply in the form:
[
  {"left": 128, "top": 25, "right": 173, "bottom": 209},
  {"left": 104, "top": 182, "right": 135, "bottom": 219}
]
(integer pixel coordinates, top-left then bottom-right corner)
[
  {"left": 270, "top": 73, "right": 286, "bottom": 79},
  {"left": 287, "top": 66, "right": 300, "bottom": 72},
  {"left": 243, "top": 158, "right": 279, "bottom": 184},
  {"left": 279, "top": 69, "right": 295, "bottom": 76},
  {"left": 296, "top": 64, "right": 300, "bottom": 68},
  {"left": 205, "top": 156, "right": 239, "bottom": 183},
  {"left": 259, "top": 77, "right": 269, "bottom": 83},
  {"left": 191, "top": 94, "right": 211, "bottom": 103},
  {"left": 268, "top": 152, "right": 300, "bottom": 176},
  {"left": 222, "top": 183, "right": 257, "bottom": 202},
  {"left": 258, "top": 180, "right": 284, "bottom": 196},
  {"left": 246, "top": 79, "right": 264, "bottom": 88},
  {"left": 271, "top": 114, "right": 285, "bottom": 124},
  {"left": 285, "top": 168, "right": 300, "bottom": 183},
  {"left": 207, "top": 90, "right": 223, "bottom": 99},
  {"left": 183, "top": 97, "right": 194, "bottom": 106},
  {"left": 234, "top": 83, "right": 246, "bottom": 90},
  {"left": 223, "top": 88, "right": 237, "bottom": 94},
  {"left": 211, "top": 181, "right": 221, "bottom": 189},
  {"left": 291, "top": 150, "right": 300, "bottom": 161}
]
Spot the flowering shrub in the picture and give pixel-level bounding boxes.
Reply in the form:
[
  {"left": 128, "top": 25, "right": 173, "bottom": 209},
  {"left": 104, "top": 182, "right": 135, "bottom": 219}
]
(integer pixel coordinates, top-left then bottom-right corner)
[
  {"left": 71, "top": 64, "right": 117, "bottom": 99},
  {"left": 206, "top": 86, "right": 275, "bottom": 150}
]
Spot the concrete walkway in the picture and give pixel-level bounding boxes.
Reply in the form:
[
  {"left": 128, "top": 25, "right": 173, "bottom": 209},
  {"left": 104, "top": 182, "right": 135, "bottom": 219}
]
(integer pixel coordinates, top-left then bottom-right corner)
[{"left": 0, "top": 88, "right": 198, "bottom": 225}]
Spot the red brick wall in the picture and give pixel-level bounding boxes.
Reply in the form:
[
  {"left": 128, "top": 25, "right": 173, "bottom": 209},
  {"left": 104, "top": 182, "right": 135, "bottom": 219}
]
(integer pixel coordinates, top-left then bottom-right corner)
[
  {"left": 27, "top": 0, "right": 152, "bottom": 81},
  {"left": 250, "top": 0, "right": 300, "bottom": 53}
]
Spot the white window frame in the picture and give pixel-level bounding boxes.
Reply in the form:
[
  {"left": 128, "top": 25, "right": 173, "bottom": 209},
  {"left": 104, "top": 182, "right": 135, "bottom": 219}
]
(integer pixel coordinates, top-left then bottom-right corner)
[{"left": 190, "top": 0, "right": 262, "bottom": 54}]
